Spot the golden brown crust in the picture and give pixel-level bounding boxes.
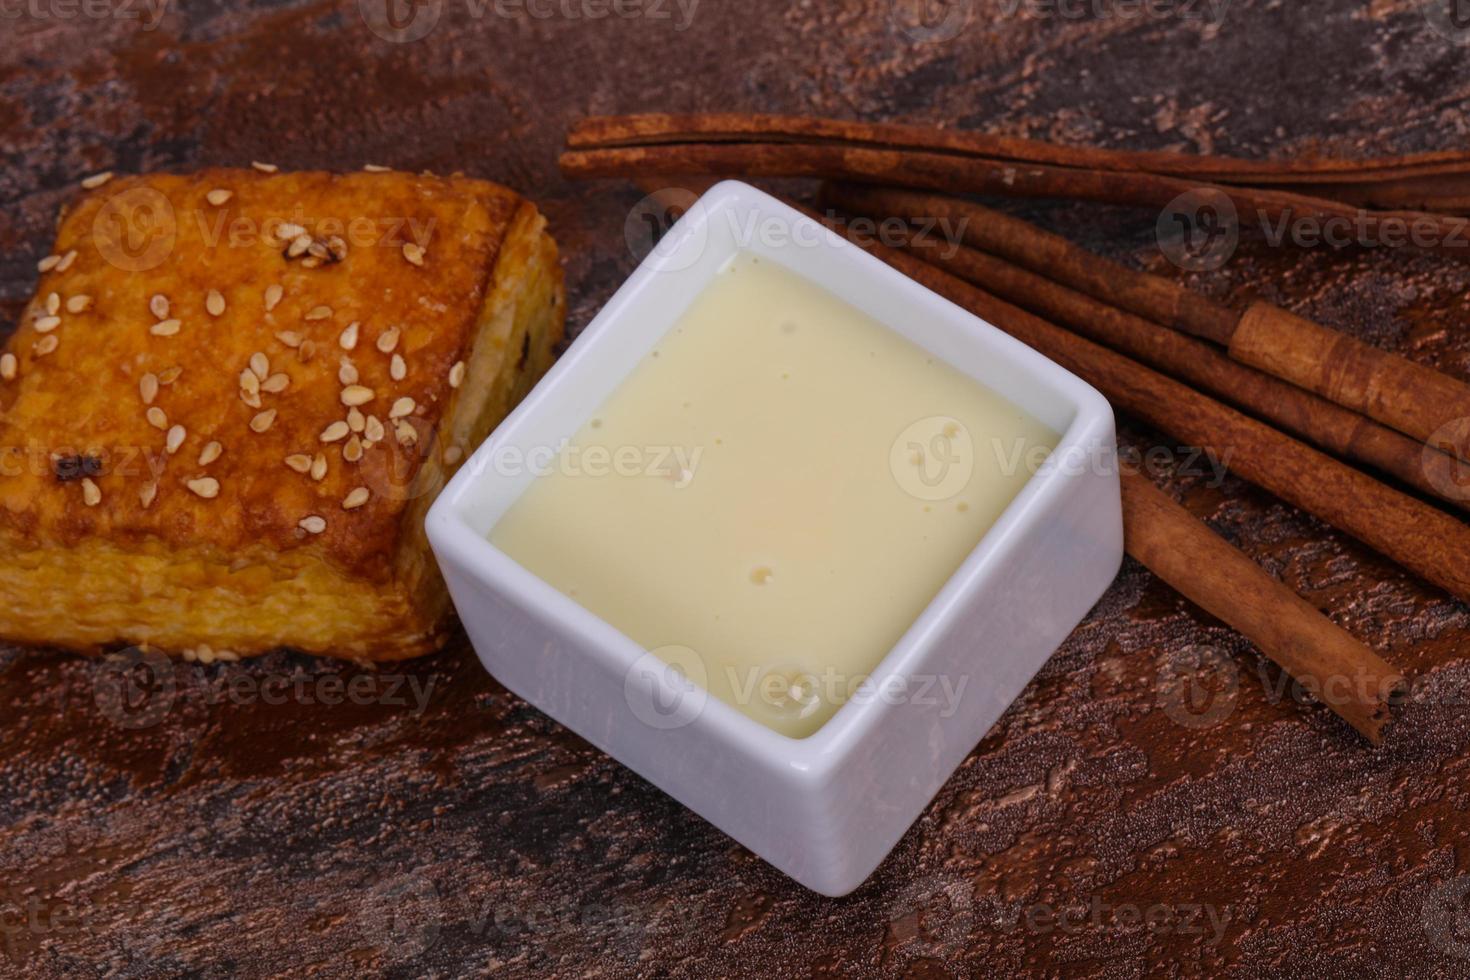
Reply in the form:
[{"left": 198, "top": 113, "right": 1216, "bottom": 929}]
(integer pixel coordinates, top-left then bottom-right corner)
[{"left": 0, "top": 169, "right": 563, "bottom": 660}]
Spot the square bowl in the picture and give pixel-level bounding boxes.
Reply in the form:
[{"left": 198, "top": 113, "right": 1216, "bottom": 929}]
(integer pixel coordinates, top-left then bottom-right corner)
[{"left": 425, "top": 181, "right": 1123, "bottom": 896}]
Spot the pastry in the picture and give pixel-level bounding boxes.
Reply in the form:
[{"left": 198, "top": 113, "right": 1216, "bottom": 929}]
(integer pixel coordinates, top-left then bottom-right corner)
[{"left": 0, "top": 168, "right": 564, "bottom": 661}]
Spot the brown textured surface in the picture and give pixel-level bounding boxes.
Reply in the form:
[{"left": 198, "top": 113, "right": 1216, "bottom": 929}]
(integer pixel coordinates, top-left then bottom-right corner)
[{"left": 4, "top": 1, "right": 1470, "bottom": 977}]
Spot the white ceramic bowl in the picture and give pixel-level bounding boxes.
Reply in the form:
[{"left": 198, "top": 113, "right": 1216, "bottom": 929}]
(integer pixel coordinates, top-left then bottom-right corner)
[{"left": 426, "top": 181, "right": 1123, "bottom": 896}]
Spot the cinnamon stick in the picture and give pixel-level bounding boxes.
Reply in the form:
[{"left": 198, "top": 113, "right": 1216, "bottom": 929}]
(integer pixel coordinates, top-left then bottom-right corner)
[
  {"left": 561, "top": 141, "right": 1470, "bottom": 256},
  {"left": 818, "top": 223, "right": 1470, "bottom": 606},
  {"left": 568, "top": 113, "right": 1470, "bottom": 213},
  {"left": 1120, "top": 470, "right": 1404, "bottom": 743},
  {"left": 1228, "top": 302, "right": 1470, "bottom": 463},
  {"left": 821, "top": 184, "right": 1470, "bottom": 465}
]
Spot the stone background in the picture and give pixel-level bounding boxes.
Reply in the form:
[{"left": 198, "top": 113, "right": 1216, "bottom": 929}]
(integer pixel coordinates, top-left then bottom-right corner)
[{"left": 4, "top": 0, "right": 1470, "bottom": 976}]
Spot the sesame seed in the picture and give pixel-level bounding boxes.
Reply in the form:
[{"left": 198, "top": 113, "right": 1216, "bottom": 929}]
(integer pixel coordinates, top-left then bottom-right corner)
[
  {"left": 37, "top": 255, "right": 60, "bottom": 273},
  {"left": 310, "top": 453, "right": 327, "bottom": 481},
  {"left": 277, "top": 222, "right": 307, "bottom": 240},
  {"left": 300, "top": 515, "right": 327, "bottom": 534},
  {"left": 250, "top": 352, "right": 269, "bottom": 380},
  {"left": 139, "top": 482, "right": 158, "bottom": 508},
  {"left": 344, "top": 434, "right": 364, "bottom": 463},
  {"left": 45, "top": 293, "right": 60, "bottom": 315},
  {"left": 81, "top": 171, "right": 114, "bottom": 189},
  {"left": 363, "top": 164, "right": 390, "bottom": 172},
  {"left": 206, "top": 290, "right": 226, "bottom": 317},
  {"left": 158, "top": 366, "right": 182, "bottom": 384},
  {"left": 55, "top": 250, "right": 78, "bottom": 272},
  {"left": 0, "top": 354, "right": 15, "bottom": 381},
  {"left": 326, "top": 237, "right": 348, "bottom": 262},
  {"left": 275, "top": 330, "right": 303, "bottom": 348},
  {"left": 320, "top": 420, "right": 350, "bottom": 443},
  {"left": 402, "top": 243, "right": 425, "bottom": 267},
  {"left": 364, "top": 415, "right": 385, "bottom": 442},
  {"left": 33, "top": 316, "right": 60, "bottom": 334},
  {"left": 394, "top": 419, "right": 418, "bottom": 446},
  {"left": 33, "top": 334, "right": 58, "bottom": 356},
  {"left": 165, "top": 424, "right": 186, "bottom": 454},
  {"left": 339, "top": 322, "right": 360, "bottom": 350},
  {"left": 252, "top": 161, "right": 279, "bottom": 173},
  {"left": 297, "top": 341, "right": 317, "bottom": 364},
  {"left": 206, "top": 188, "right": 233, "bottom": 206},
  {"left": 376, "top": 327, "right": 400, "bottom": 353},
  {"left": 340, "top": 385, "right": 374, "bottom": 407},
  {"left": 187, "top": 477, "right": 220, "bottom": 499},
  {"left": 449, "top": 361, "right": 466, "bottom": 388},
  {"left": 264, "top": 284, "right": 284, "bottom": 312},
  {"left": 285, "top": 454, "right": 312, "bottom": 473},
  {"left": 239, "top": 369, "right": 260, "bottom": 397},
  {"left": 81, "top": 477, "right": 101, "bottom": 506},
  {"left": 443, "top": 445, "right": 464, "bottom": 465},
  {"left": 338, "top": 358, "right": 359, "bottom": 386},
  {"left": 241, "top": 390, "right": 262, "bottom": 409},
  {"left": 66, "top": 295, "right": 91, "bottom": 313},
  {"left": 199, "top": 441, "right": 222, "bottom": 466},
  {"left": 150, "top": 319, "right": 181, "bottom": 337},
  {"left": 250, "top": 409, "right": 277, "bottom": 433},
  {"left": 390, "top": 353, "right": 406, "bottom": 381},
  {"left": 216, "top": 650, "right": 240, "bottom": 662},
  {"left": 261, "top": 372, "right": 290, "bottom": 394},
  {"left": 287, "top": 235, "right": 312, "bottom": 258},
  {"left": 389, "top": 396, "right": 416, "bottom": 419},
  {"left": 300, "top": 256, "right": 323, "bottom": 270},
  {"left": 146, "top": 406, "right": 168, "bottom": 429},
  {"left": 139, "top": 373, "right": 159, "bottom": 404},
  {"left": 182, "top": 648, "right": 197, "bottom": 663},
  {"left": 347, "top": 406, "right": 366, "bottom": 432},
  {"left": 307, "top": 240, "right": 329, "bottom": 260},
  {"left": 305, "top": 305, "right": 332, "bottom": 321},
  {"left": 342, "top": 487, "right": 370, "bottom": 510},
  {"left": 149, "top": 294, "right": 170, "bottom": 319}
]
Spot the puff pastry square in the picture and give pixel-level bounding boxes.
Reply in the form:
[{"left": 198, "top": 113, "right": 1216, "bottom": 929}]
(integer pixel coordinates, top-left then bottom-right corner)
[{"left": 0, "top": 169, "right": 564, "bottom": 661}]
